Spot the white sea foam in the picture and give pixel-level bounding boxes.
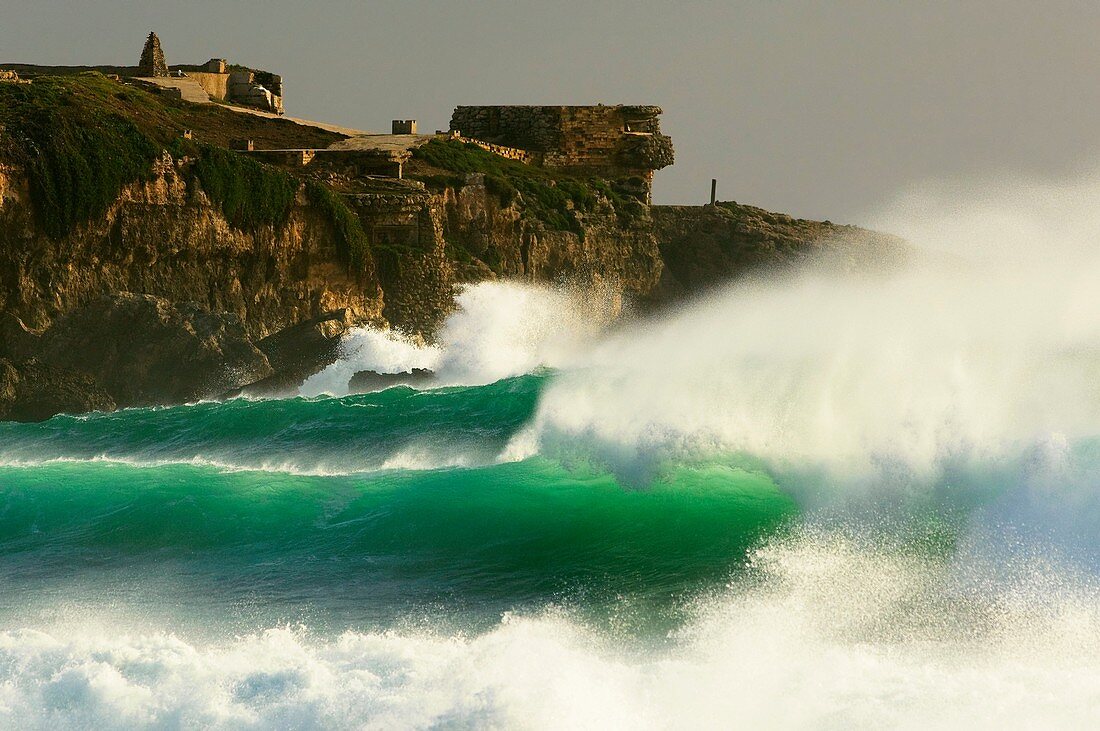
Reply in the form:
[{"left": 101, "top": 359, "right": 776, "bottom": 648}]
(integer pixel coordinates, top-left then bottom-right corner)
[
  {"left": 302, "top": 280, "right": 618, "bottom": 396},
  {"left": 298, "top": 328, "right": 443, "bottom": 398},
  {"left": 515, "top": 173, "right": 1100, "bottom": 486},
  {"left": 0, "top": 452, "right": 468, "bottom": 478},
  {"left": 3, "top": 532, "right": 1098, "bottom": 730}
]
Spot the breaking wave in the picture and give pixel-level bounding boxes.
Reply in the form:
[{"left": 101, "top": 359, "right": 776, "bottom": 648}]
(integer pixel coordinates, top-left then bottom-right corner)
[
  {"left": 6, "top": 173, "right": 1100, "bottom": 727},
  {"left": 3, "top": 533, "right": 1099, "bottom": 730}
]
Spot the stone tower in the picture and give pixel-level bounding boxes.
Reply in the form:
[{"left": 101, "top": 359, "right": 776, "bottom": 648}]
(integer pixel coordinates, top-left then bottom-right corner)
[{"left": 138, "top": 32, "right": 168, "bottom": 77}]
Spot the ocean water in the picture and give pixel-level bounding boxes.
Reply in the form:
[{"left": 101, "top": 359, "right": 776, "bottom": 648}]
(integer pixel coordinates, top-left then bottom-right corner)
[{"left": 6, "top": 180, "right": 1100, "bottom": 729}]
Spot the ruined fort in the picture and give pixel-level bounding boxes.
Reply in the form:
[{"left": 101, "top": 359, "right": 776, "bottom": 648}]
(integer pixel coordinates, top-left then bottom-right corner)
[
  {"left": 3, "top": 32, "right": 285, "bottom": 114},
  {"left": 2, "top": 33, "right": 675, "bottom": 198},
  {"left": 450, "top": 105, "right": 674, "bottom": 202}
]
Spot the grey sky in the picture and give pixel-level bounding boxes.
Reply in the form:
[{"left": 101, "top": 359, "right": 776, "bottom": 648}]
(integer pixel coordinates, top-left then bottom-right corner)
[{"left": 3, "top": 0, "right": 1099, "bottom": 224}]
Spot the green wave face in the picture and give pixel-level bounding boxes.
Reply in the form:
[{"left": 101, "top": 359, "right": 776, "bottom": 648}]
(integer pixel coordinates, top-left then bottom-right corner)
[
  {"left": 3, "top": 364, "right": 1100, "bottom": 728},
  {"left": 0, "top": 375, "right": 547, "bottom": 474},
  {"left": 0, "top": 375, "right": 796, "bottom": 634}
]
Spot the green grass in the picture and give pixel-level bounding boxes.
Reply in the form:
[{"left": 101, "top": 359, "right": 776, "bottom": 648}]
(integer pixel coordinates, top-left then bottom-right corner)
[
  {"left": 411, "top": 139, "right": 642, "bottom": 235},
  {"left": 189, "top": 144, "right": 296, "bottom": 229},
  {"left": 0, "top": 74, "right": 161, "bottom": 238},
  {"left": 0, "top": 72, "right": 343, "bottom": 239},
  {"left": 304, "top": 180, "right": 370, "bottom": 270}
]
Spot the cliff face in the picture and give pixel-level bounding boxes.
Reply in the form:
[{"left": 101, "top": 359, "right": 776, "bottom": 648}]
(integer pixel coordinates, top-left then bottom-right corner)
[
  {"left": 0, "top": 74, "right": 910, "bottom": 420},
  {"left": 0, "top": 157, "right": 908, "bottom": 345},
  {"left": 0, "top": 156, "right": 908, "bottom": 420},
  {"left": 0, "top": 153, "right": 666, "bottom": 344},
  {"left": 0, "top": 154, "right": 383, "bottom": 340},
  {"left": 435, "top": 175, "right": 663, "bottom": 297}
]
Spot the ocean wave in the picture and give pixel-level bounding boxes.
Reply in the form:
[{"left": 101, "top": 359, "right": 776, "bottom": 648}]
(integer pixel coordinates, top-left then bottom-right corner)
[
  {"left": 0, "top": 375, "right": 544, "bottom": 476},
  {"left": 3, "top": 530, "right": 1098, "bottom": 730}
]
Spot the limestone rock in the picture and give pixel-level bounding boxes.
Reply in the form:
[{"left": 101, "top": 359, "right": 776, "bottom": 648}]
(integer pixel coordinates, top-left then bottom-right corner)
[
  {"left": 651, "top": 202, "right": 911, "bottom": 295},
  {"left": 37, "top": 293, "right": 272, "bottom": 407},
  {"left": 0, "top": 358, "right": 116, "bottom": 422},
  {"left": 228, "top": 310, "right": 350, "bottom": 398}
]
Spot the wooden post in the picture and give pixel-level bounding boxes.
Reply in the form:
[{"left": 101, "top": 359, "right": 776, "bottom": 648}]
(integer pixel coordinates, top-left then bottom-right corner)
[{"left": 710, "top": 179, "right": 717, "bottom": 205}]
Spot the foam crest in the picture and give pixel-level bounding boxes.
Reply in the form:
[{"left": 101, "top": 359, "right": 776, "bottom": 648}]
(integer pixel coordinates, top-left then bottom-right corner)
[
  {"left": 299, "top": 329, "right": 442, "bottom": 398},
  {"left": 3, "top": 532, "right": 1099, "bottom": 730}
]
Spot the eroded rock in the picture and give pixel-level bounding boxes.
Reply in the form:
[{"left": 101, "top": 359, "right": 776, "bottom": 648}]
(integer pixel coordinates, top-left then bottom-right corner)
[
  {"left": 348, "top": 368, "right": 435, "bottom": 394},
  {"left": 38, "top": 293, "right": 272, "bottom": 408},
  {"left": 0, "top": 358, "right": 116, "bottom": 422}
]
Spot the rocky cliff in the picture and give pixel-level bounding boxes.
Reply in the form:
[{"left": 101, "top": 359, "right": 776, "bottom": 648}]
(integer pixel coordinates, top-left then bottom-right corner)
[
  {"left": 653, "top": 202, "right": 911, "bottom": 296},
  {"left": 0, "top": 154, "right": 383, "bottom": 340},
  {"left": 0, "top": 72, "right": 906, "bottom": 420}
]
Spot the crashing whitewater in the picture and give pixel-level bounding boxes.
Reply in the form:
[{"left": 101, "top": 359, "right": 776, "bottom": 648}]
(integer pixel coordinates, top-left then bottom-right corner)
[{"left": 4, "top": 177, "right": 1100, "bottom": 728}]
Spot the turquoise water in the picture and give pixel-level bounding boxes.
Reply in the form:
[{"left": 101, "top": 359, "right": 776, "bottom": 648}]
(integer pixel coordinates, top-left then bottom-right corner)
[
  {"left": 0, "top": 381, "right": 795, "bottom": 634},
  {"left": 7, "top": 259, "right": 1100, "bottom": 730},
  {"left": 3, "top": 368, "right": 1099, "bottom": 729}
]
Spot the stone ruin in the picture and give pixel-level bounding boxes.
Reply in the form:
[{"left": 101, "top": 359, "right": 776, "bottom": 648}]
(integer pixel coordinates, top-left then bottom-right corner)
[
  {"left": 138, "top": 32, "right": 169, "bottom": 77},
  {"left": 449, "top": 105, "right": 674, "bottom": 201},
  {"left": 132, "top": 32, "right": 284, "bottom": 114}
]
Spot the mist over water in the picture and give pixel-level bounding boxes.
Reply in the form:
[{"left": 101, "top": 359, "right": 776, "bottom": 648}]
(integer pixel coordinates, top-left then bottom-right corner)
[{"left": 5, "top": 176, "right": 1100, "bottom": 727}]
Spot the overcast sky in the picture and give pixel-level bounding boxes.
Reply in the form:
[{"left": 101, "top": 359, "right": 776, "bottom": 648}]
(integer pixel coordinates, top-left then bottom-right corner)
[{"left": 3, "top": 0, "right": 1099, "bottom": 223}]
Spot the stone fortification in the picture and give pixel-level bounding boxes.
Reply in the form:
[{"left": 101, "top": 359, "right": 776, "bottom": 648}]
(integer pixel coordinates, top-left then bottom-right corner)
[
  {"left": 450, "top": 105, "right": 674, "bottom": 201},
  {"left": 5, "top": 32, "right": 287, "bottom": 114}
]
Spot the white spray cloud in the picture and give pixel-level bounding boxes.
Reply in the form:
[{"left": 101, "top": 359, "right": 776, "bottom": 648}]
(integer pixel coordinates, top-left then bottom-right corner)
[
  {"left": 301, "top": 280, "right": 618, "bottom": 396},
  {"left": 516, "top": 174, "right": 1100, "bottom": 484}
]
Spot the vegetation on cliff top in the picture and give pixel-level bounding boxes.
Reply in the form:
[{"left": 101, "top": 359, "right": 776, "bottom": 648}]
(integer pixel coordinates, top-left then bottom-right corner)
[
  {"left": 0, "top": 72, "right": 342, "bottom": 238},
  {"left": 0, "top": 74, "right": 160, "bottom": 238},
  {"left": 410, "top": 139, "right": 644, "bottom": 233}
]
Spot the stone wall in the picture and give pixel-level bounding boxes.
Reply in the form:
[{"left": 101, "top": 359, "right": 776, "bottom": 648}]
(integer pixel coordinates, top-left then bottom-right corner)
[
  {"left": 453, "top": 136, "right": 535, "bottom": 164},
  {"left": 187, "top": 71, "right": 229, "bottom": 101},
  {"left": 451, "top": 106, "right": 564, "bottom": 151},
  {"left": 450, "top": 105, "right": 672, "bottom": 169},
  {"left": 244, "top": 149, "right": 408, "bottom": 178},
  {"left": 449, "top": 105, "right": 674, "bottom": 201}
]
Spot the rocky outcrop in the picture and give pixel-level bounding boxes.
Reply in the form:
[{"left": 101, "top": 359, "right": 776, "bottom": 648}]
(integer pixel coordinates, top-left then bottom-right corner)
[
  {"left": 229, "top": 310, "right": 349, "bottom": 398},
  {"left": 349, "top": 368, "right": 435, "bottom": 394},
  {"left": 36, "top": 293, "right": 271, "bottom": 408},
  {"left": 433, "top": 176, "right": 662, "bottom": 301},
  {"left": 0, "top": 293, "right": 367, "bottom": 420},
  {"left": 0, "top": 358, "right": 115, "bottom": 422},
  {"left": 652, "top": 202, "right": 910, "bottom": 296},
  {"left": 0, "top": 121, "right": 908, "bottom": 422}
]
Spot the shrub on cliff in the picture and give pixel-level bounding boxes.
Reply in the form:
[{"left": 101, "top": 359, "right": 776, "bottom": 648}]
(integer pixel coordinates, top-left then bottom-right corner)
[
  {"left": 304, "top": 180, "right": 369, "bottom": 270},
  {"left": 190, "top": 144, "right": 296, "bottom": 229},
  {"left": 0, "top": 74, "right": 160, "bottom": 238},
  {"left": 0, "top": 72, "right": 343, "bottom": 239},
  {"left": 411, "top": 140, "right": 603, "bottom": 235}
]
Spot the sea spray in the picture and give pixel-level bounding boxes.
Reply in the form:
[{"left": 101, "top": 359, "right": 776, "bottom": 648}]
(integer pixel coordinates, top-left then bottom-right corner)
[
  {"left": 3, "top": 534, "right": 1100, "bottom": 730},
  {"left": 301, "top": 280, "right": 619, "bottom": 396},
  {"left": 6, "top": 174, "right": 1100, "bottom": 728}
]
